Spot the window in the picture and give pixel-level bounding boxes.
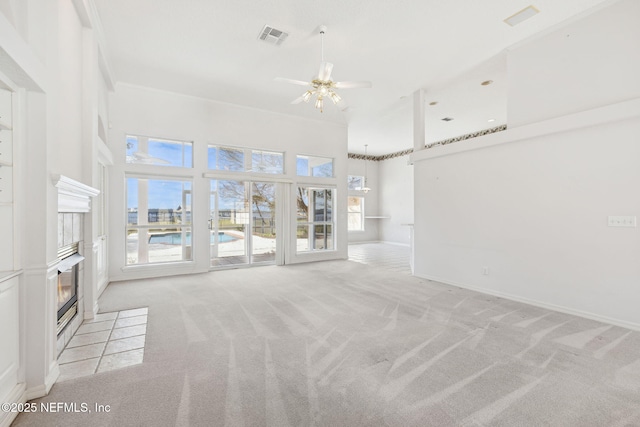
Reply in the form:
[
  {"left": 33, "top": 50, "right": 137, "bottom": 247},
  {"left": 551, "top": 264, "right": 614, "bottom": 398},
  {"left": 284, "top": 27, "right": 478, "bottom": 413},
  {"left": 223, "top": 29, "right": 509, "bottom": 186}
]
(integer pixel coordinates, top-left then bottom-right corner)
[
  {"left": 348, "top": 175, "right": 364, "bottom": 190},
  {"left": 126, "top": 135, "right": 193, "bottom": 167},
  {"left": 126, "top": 178, "right": 192, "bottom": 265},
  {"left": 251, "top": 150, "right": 284, "bottom": 174},
  {"left": 296, "top": 155, "right": 333, "bottom": 177},
  {"left": 348, "top": 196, "right": 364, "bottom": 231},
  {"left": 296, "top": 187, "right": 335, "bottom": 252},
  {"left": 208, "top": 145, "right": 285, "bottom": 174},
  {"left": 208, "top": 145, "right": 245, "bottom": 171}
]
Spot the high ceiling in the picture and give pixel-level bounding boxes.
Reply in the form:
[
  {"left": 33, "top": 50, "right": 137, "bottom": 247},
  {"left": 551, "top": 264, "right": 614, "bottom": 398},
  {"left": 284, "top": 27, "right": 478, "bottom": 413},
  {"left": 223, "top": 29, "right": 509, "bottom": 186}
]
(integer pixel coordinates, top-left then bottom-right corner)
[{"left": 94, "top": 0, "right": 612, "bottom": 155}]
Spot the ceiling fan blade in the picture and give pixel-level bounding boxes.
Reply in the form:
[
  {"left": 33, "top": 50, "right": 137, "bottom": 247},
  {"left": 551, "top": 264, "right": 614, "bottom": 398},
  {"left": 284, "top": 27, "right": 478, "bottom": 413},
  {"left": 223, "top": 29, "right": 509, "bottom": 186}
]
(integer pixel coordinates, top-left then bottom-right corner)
[
  {"left": 317, "top": 62, "right": 333, "bottom": 81},
  {"left": 291, "top": 95, "right": 306, "bottom": 105},
  {"left": 334, "top": 80, "right": 372, "bottom": 89},
  {"left": 275, "top": 77, "right": 311, "bottom": 86}
]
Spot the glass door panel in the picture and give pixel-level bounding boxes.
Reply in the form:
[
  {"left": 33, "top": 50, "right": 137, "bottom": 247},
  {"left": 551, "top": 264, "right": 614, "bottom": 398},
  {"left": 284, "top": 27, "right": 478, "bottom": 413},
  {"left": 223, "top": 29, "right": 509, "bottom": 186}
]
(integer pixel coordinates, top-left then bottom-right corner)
[
  {"left": 251, "top": 182, "right": 276, "bottom": 263},
  {"left": 210, "top": 180, "right": 249, "bottom": 267}
]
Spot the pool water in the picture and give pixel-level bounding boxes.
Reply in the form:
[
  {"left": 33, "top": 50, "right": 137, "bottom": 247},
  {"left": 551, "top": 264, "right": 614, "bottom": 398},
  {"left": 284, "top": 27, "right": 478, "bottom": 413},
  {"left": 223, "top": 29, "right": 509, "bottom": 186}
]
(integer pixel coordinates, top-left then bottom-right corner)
[{"left": 149, "top": 232, "right": 237, "bottom": 245}]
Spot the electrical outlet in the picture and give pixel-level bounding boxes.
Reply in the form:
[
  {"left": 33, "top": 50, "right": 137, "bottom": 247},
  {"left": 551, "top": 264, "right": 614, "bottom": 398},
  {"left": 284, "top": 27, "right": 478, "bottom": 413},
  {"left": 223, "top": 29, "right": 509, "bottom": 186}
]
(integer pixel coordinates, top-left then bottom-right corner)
[
  {"left": 482, "top": 267, "right": 489, "bottom": 275},
  {"left": 608, "top": 216, "right": 637, "bottom": 227}
]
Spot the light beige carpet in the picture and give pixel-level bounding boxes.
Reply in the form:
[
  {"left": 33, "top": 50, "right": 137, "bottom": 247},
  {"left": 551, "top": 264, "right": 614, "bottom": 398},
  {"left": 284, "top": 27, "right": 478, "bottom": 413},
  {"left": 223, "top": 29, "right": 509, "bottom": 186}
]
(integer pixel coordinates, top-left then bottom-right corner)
[{"left": 14, "top": 260, "right": 640, "bottom": 426}]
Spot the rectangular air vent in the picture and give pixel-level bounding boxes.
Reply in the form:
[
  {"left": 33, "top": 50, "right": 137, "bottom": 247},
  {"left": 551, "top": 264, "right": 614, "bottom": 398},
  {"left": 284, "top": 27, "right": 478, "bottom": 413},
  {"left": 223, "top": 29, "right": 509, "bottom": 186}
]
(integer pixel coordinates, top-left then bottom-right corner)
[{"left": 258, "top": 25, "right": 289, "bottom": 46}]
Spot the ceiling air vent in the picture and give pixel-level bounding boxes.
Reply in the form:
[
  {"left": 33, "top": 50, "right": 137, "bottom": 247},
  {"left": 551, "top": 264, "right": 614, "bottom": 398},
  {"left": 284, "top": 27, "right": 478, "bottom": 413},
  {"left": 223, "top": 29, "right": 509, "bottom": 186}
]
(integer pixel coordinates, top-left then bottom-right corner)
[
  {"left": 258, "top": 25, "right": 289, "bottom": 46},
  {"left": 441, "top": 117, "right": 454, "bottom": 122}
]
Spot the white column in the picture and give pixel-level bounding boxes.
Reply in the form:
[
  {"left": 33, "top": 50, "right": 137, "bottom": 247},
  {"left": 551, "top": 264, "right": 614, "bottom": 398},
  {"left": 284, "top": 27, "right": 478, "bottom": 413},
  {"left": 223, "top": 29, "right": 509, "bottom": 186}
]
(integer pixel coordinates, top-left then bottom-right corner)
[
  {"left": 411, "top": 89, "right": 425, "bottom": 278},
  {"left": 81, "top": 26, "right": 99, "bottom": 319},
  {"left": 23, "top": 91, "right": 60, "bottom": 398}
]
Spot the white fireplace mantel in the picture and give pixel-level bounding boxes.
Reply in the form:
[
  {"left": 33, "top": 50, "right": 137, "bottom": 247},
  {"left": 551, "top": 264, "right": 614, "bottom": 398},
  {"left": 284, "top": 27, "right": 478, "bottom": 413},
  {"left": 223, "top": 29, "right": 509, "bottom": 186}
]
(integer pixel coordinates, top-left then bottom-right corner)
[{"left": 52, "top": 174, "right": 100, "bottom": 212}]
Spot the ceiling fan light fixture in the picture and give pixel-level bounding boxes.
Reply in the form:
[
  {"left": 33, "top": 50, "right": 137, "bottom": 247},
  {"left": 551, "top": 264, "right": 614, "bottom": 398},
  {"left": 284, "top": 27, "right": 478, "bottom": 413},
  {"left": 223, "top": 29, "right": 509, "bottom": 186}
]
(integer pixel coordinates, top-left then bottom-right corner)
[
  {"left": 302, "top": 90, "right": 313, "bottom": 103},
  {"left": 275, "top": 25, "right": 371, "bottom": 113}
]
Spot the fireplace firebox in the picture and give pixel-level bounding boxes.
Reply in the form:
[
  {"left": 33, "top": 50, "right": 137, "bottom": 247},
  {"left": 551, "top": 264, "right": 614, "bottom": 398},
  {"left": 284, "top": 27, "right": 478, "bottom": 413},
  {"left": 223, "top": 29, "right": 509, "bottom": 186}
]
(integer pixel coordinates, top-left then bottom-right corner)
[{"left": 57, "top": 243, "right": 84, "bottom": 335}]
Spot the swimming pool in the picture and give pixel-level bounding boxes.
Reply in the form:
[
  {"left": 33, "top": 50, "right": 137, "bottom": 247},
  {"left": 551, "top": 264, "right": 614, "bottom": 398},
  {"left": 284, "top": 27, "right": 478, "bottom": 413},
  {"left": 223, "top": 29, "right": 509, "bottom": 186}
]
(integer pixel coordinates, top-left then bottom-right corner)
[{"left": 149, "top": 232, "right": 237, "bottom": 245}]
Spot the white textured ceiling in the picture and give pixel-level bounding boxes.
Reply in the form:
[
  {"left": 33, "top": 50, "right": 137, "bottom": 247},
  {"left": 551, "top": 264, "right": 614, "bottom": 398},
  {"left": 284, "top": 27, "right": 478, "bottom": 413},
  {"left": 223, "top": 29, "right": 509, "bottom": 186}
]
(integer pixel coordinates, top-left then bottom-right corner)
[{"left": 94, "top": 0, "right": 613, "bottom": 155}]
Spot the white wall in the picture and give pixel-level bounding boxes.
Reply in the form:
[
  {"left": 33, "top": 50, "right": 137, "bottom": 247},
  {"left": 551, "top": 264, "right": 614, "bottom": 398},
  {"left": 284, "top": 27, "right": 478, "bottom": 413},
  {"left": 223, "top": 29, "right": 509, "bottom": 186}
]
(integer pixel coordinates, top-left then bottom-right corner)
[
  {"left": 52, "top": 0, "right": 84, "bottom": 182},
  {"left": 508, "top": 0, "right": 640, "bottom": 127},
  {"left": 0, "top": 0, "right": 113, "bottom": 413},
  {"left": 0, "top": 0, "right": 27, "bottom": 41},
  {"left": 347, "top": 157, "right": 379, "bottom": 243},
  {"left": 414, "top": 115, "right": 640, "bottom": 328},
  {"left": 379, "top": 155, "right": 413, "bottom": 245},
  {"left": 413, "top": 0, "right": 640, "bottom": 329},
  {"left": 347, "top": 154, "right": 415, "bottom": 246},
  {"left": 108, "top": 84, "right": 348, "bottom": 281}
]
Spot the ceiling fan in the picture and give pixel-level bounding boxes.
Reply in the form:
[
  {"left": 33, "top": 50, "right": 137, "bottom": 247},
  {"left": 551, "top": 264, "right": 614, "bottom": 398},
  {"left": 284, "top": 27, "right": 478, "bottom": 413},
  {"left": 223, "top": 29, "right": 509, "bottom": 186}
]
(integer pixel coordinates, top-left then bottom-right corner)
[{"left": 275, "top": 25, "right": 372, "bottom": 113}]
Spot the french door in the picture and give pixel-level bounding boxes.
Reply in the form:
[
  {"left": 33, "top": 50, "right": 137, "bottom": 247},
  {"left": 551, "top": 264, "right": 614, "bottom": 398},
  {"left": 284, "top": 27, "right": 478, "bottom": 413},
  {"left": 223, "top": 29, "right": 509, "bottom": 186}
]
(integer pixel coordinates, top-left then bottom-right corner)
[{"left": 209, "top": 179, "right": 278, "bottom": 267}]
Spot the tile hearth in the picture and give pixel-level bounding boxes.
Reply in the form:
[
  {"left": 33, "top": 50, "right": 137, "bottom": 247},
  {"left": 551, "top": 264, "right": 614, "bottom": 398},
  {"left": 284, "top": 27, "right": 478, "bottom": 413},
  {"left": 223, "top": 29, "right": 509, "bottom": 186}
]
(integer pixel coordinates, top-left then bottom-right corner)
[{"left": 57, "top": 308, "right": 148, "bottom": 382}]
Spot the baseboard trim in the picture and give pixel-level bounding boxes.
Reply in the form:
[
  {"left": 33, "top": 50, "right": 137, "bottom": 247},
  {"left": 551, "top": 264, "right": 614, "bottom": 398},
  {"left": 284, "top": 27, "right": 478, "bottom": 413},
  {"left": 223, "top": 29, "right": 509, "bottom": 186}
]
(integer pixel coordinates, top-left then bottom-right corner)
[
  {"left": 348, "top": 240, "right": 410, "bottom": 247},
  {"left": 25, "top": 384, "right": 46, "bottom": 401},
  {"left": 348, "top": 240, "right": 381, "bottom": 245},
  {"left": 414, "top": 273, "right": 640, "bottom": 332},
  {"left": 0, "top": 383, "right": 26, "bottom": 427},
  {"left": 25, "top": 363, "right": 59, "bottom": 401},
  {"left": 45, "top": 362, "right": 60, "bottom": 394},
  {"left": 84, "top": 301, "right": 99, "bottom": 320},
  {"left": 380, "top": 240, "right": 410, "bottom": 247}
]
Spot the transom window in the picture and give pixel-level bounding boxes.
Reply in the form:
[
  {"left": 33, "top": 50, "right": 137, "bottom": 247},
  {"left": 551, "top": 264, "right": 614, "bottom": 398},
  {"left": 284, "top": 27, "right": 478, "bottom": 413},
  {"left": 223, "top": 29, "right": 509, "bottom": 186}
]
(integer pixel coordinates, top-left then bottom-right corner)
[
  {"left": 251, "top": 150, "right": 284, "bottom": 174},
  {"left": 126, "top": 135, "right": 193, "bottom": 167},
  {"left": 208, "top": 145, "right": 284, "bottom": 174},
  {"left": 208, "top": 145, "right": 245, "bottom": 171},
  {"left": 296, "top": 155, "right": 333, "bottom": 177},
  {"left": 348, "top": 175, "right": 364, "bottom": 190}
]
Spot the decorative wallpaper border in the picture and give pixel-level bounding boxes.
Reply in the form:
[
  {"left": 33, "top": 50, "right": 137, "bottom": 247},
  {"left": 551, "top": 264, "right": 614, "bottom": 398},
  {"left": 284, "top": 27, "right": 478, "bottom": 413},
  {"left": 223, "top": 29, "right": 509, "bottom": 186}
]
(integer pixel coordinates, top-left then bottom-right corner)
[{"left": 348, "top": 124, "right": 507, "bottom": 161}]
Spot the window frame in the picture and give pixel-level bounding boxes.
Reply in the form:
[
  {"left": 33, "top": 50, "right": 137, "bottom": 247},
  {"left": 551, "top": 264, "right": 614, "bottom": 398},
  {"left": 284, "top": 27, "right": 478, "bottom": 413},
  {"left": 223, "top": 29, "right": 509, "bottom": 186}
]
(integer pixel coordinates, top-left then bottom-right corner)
[
  {"left": 295, "top": 186, "right": 336, "bottom": 253},
  {"left": 296, "top": 154, "right": 334, "bottom": 178},
  {"left": 348, "top": 175, "right": 365, "bottom": 191},
  {"left": 126, "top": 134, "right": 194, "bottom": 168},
  {"left": 208, "top": 144, "right": 285, "bottom": 175},
  {"left": 125, "top": 176, "right": 194, "bottom": 266},
  {"left": 347, "top": 195, "right": 365, "bottom": 232}
]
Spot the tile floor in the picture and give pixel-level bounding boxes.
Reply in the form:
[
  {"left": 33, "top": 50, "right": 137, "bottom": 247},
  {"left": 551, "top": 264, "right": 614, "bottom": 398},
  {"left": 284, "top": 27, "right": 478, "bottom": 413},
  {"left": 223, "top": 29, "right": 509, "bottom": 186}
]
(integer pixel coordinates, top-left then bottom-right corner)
[
  {"left": 57, "top": 308, "right": 148, "bottom": 382},
  {"left": 348, "top": 242, "right": 411, "bottom": 274}
]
